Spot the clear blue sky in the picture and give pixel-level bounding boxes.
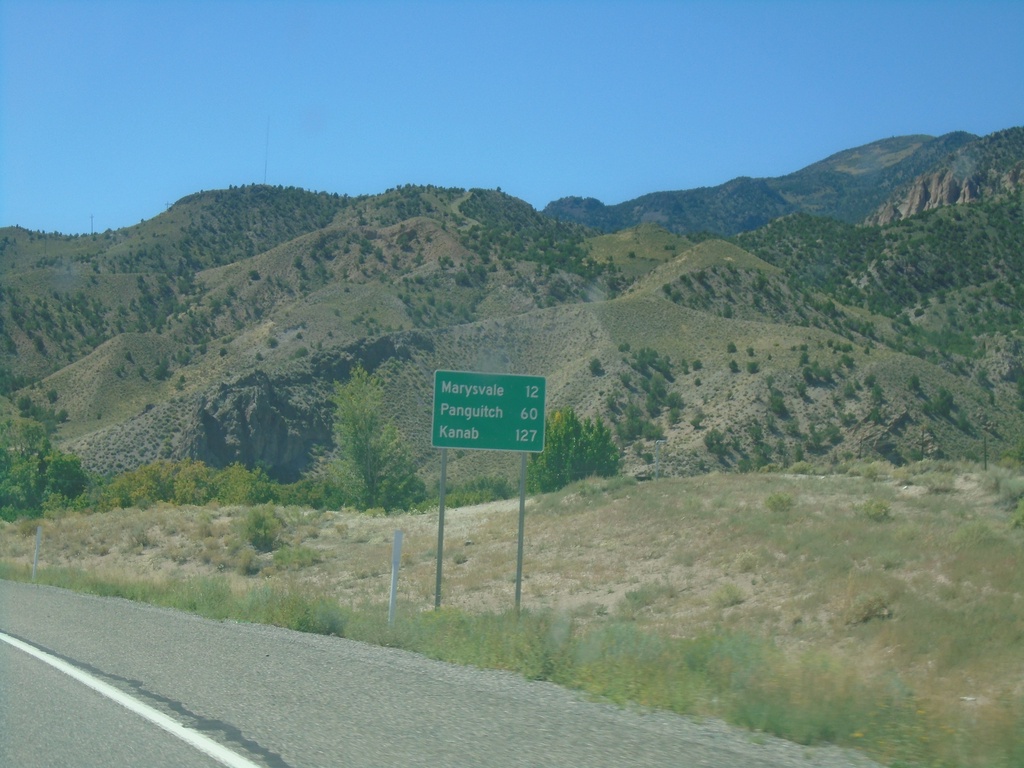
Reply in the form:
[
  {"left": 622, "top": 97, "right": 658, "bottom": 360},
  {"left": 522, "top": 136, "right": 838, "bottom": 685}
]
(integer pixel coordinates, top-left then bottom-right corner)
[{"left": 2, "top": 0, "right": 1022, "bottom": 235}]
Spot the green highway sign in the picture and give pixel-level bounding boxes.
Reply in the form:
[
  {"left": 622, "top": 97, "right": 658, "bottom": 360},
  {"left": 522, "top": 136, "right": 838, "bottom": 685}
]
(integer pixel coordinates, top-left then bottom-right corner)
[{"left": 432, "top": 370, "right": 546, "bottom": 452}]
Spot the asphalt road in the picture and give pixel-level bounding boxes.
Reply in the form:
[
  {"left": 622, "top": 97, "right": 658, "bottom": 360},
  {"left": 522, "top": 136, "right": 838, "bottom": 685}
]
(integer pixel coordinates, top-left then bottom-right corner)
[{"left": 0, "top": 580, "right": 881, "bottom": 767}]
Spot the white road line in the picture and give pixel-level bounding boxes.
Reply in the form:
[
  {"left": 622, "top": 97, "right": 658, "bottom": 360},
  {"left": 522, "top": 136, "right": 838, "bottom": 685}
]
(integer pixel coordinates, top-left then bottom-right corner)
[{"left": 0, "top": 630, "right": 261, "bottom": 768}]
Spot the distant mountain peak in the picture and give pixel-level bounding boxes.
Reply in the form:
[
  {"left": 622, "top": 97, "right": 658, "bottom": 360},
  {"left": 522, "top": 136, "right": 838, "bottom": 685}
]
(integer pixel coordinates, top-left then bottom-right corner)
[{"left": 543, "top": 129, "right": 1014, "bottom": 235}]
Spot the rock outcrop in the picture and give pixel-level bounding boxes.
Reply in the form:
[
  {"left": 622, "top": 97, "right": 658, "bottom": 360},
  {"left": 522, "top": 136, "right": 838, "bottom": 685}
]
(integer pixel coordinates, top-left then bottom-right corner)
[
  {"left": 866, "top": 170, "right": 982, "bottom": 225},
  {"left": 184, "top": 370, "right": 331, "bottom": 482},
  {"left": 866, "top": 128, "right": 1024, "bottom": 225},
  {"left": 63, "top": 331, "right": 434, "bottom": 481}
]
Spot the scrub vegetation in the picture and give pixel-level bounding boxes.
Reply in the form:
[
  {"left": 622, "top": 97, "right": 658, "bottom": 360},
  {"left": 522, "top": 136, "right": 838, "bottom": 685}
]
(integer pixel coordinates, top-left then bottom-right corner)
[{"left": 4, "top": 459, "right": 1024, "bottom": 767}]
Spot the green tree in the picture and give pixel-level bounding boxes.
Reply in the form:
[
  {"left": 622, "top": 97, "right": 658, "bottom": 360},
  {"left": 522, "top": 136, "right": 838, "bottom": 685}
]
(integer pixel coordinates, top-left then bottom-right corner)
[
  {"left": 0, "top": 418, "right": 89, "bottom": 519},
  {"left": 44, "top": 451, "right": 88, "bottom": 501},
  {"left": 332, "top": 366, "right": 424, "bottom": 511},
  {"left": 214, "top": 463, "right": 274, "bottom": 506},
  {"left": 0, "top": 419, "right": 51, "bottom": 518},
  {"left": 528, "top": 407, "right": 619, "bottom": 493},
  {"left": 172, "top": 459, "right": 217, "bottom": 506},
  {"left": 704, "top": 428, "right": 728, "bottom": 458},
  {"left": 100, "top": 460, "right": 177, "bottom": 510}
]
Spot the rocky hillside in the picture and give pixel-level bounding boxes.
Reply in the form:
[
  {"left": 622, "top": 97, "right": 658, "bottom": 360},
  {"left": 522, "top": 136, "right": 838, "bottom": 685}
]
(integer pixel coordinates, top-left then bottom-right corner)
[
  {"left": 865, "top": 127, "right": 1024, "bottom": 224},
  {"left": 2, "top": 132, "right": 1024, "bottom": 487}
]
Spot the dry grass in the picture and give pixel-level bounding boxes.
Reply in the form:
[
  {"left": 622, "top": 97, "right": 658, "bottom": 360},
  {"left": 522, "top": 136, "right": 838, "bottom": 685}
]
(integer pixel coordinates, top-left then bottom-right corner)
[
  {"left": 5, "top": 465, "right": 1021, "bottom": 679},
  {"left": 3, "top": 462, "right": 1024, "bottom": 765}
]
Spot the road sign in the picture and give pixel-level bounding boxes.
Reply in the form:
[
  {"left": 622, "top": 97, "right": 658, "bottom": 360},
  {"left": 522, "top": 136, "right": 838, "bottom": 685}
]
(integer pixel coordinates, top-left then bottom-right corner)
[{"left": 432, "top": 370, "right": 546, "bottom": 452}]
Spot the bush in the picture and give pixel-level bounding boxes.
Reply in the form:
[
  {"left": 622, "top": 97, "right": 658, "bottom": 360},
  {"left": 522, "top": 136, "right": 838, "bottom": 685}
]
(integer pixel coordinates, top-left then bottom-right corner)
[
  {"left": 100, "top": 461, "right": 177, "bottom": 511},
  {"left": 272, "top": 544, "right": 320, "bottom": 569},
  {"left": 1011, "top": 498, "right": 1024, "bottom": 530},
  {"left": 843, "top": 592, "right": 892, "bottom": 625},
  {"left": 172, "top": 459, "right": 217, "bottom": 506},
  {"left": 712, "top": 583, "right": 745, "bottom": 608},
  {"left": 216, "top": 463, "right": 275, "bottom": 506},
  {"left": 704, "top": 428, "right": 727, "bottom": 458},
  {"left": 444, "top": 475, "right": 515, "bottom": 508},
  {"left": 243, "top": 505, "right": 281, "bottom": 551},
  {"left": 764, "top": 493, "right": 794, "bottom": 514},
  {"left": 861, "top": 499, "right": 892, "bottom": 522},
  {"left": 235, "top": 547, "right": 261, "bottom": 575}
]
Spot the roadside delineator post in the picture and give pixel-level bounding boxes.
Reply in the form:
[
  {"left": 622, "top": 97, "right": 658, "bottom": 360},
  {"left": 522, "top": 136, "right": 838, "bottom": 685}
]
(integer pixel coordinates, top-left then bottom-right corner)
[
  {"left": 32, "top": 526, "right": 42, "bottom": 581},
  {"left": 389, "top": 530, "right": 404, "bottom": 626}
]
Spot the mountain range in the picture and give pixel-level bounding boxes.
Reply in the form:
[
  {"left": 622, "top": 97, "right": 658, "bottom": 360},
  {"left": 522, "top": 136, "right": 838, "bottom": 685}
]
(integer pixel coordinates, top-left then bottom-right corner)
[
  {"left": 545, "top": 128, "right": 1024, "bottom": 234},
  {"left": 2, "top": 126, "right": 1022, "bottom": 487}
]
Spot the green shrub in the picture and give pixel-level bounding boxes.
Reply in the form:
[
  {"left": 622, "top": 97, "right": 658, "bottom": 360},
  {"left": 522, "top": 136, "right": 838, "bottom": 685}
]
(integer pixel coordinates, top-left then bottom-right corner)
[
  {"left": 764, "top": 493, "right": 794, "bottom": 514},
  {"left": 243, "top": 504, "right": 281, "bottom": 551},
  {"left": 843, "top": 591, "right": 892, "bottom": 625},
  {"left": 950, "top": 520, "right": 999, "bottom": 551},
  {"left": 235, "top": 547, "right": 260, "bottom": 575},
  {"left": 444, "top": 475, "right": 515, "bottom": 508},
  {"left": 712, "top": 583, "right": 745, "bottom": 608},
  {"left": 861, "top": 499, "right": 892, "bottom": 522},
  {"left": 272, "top": 544, "right": 320, "bottom": 569},
  {"left": 216, "top": 463, "right": 275, "bottom": 506},
  {"left": 618, "top": 582, "right": 677, "bottom": 619},
  {"left": 1010, "top": 498, "right": 1024, "bottom": 530}
]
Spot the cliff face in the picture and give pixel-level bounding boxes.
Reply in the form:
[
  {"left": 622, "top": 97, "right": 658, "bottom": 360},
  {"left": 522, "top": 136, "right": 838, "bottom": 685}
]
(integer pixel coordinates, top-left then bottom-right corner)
[
  {"left": 183, "top": 370, "right": 331, "bottom": 483},
  {"left": 867, "top": 170, "right": 982, "bottom": 225},
  {"left": 866, "top": 129, "right": 1024, "bottom": 225}
]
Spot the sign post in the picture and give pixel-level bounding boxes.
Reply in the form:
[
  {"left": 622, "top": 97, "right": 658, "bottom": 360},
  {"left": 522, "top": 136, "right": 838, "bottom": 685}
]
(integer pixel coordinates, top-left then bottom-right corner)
[
  {"left": 514, "top": 453, "right": 527, "bottom": 612},
  {"left": 435, "top": 448, "right": 447, "bottom": 609},
  {"left": 431, "top": 371, "right": 546, "bottom": 611}
]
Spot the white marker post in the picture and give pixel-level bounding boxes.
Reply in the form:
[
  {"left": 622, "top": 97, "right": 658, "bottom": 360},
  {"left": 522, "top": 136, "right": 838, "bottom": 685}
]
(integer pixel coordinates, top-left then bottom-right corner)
[
  {"left": 389, "top": 530, "right": 404, "bottom": 626},
  {"left": 32, "top": 526, "right": 42, "bottom": 581}
]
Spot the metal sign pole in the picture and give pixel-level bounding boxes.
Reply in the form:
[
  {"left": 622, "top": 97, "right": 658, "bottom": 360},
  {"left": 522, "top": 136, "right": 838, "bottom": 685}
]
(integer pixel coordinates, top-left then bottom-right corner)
[
  {"left": 514, "top": 452, "right": 527, "bottom": 613},
  {"left": 434, "top": 448, "right": 447, "bottom": 610}
]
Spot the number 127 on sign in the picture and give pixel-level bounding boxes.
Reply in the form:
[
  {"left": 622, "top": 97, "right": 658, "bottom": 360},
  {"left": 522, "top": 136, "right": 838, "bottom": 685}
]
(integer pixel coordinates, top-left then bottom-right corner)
[{"left": 516, "top": 428, "right": 538, "bottom": 442}]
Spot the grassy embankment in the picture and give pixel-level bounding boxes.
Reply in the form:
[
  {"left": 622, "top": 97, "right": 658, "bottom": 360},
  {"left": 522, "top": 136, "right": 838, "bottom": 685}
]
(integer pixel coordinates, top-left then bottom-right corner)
[{"left": 3, "top": 460, "right": 1023, "bottom": 768}]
